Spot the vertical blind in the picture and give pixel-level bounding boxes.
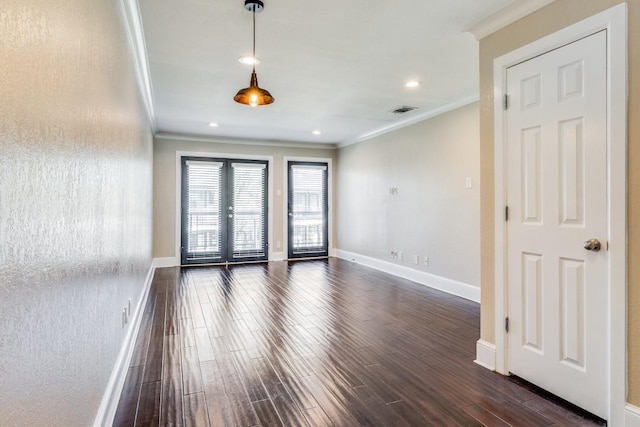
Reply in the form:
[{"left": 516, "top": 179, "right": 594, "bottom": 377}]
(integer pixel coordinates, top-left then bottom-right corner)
[
  {"left": 290, "top": 164, "right": 327, "bottom": 254},
  {"left": 231, "top": 162, "right": 267, "bottom": 259},
  {"left": 184, "top": 160, "right": 224, "bottom": 262}
]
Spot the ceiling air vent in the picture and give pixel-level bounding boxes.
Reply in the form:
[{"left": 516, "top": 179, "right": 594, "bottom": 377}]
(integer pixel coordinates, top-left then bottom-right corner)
[{"left": 390, "top": 106, "right": 418, "bottom": 114}]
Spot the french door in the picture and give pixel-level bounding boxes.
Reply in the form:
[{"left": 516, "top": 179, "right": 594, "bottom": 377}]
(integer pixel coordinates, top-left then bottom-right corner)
[
  {"left": 287, "top": 161, "right": 328, "bottom": 259},
  {"left": 181, "top": 157, "right": 268, "bottom": 265}
]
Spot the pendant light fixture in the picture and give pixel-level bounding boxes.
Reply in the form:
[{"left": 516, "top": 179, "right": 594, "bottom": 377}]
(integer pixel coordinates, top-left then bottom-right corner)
[{"left": 234, "top": 0, "right": 274, "bottom": 107}]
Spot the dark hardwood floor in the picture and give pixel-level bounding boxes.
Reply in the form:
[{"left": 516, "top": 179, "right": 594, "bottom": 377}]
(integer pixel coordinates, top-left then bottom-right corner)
[{"left": 114, "top": 259, "right": 603, "bottom": 426}]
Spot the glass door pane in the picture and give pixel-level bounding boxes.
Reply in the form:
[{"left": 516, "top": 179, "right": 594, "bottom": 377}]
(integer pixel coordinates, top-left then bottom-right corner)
[
  {"left": 229, "top": 161, "right": 268, "bottom": 261},
  {"left": 182, "top": 159, "right": 225, "bottom": 264},
  {"left": 288, "top": 162, "right": 328, "bottom": 258}
]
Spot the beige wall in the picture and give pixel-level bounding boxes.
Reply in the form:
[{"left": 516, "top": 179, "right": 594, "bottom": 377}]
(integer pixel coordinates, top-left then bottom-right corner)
[
  {"left": 479, "top": 0, "right": 640, "bottom": 405},
  {"left": 0, "top": 0, "right": 153, "bottom": 425},
  {"left": 337, "top": 102, "right": 481, "bottom": 287},
  {"left": 153, "top": 137, "right": 337, "bottom": 259}
]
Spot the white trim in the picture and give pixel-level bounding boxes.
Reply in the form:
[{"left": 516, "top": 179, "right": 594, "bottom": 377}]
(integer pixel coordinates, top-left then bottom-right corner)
[
  {"left": 626, "top": 404, "right": 640, "bottom": 427},
  {"left": 466, "top": 0, "right": 557, "bottom": 40},
  {"left": 93, "top": 262, "right": 155, "bottom": 427},
  {"left": 474, "top": 340, "right": 497, "bottom": 371},
  {"left": 271, "top": 251, "right": 286, "bottom": 262},
  {"left": 339, "top": 94, "right": 479, "bottom": 148},
  {"left": 283, "top": 157, "right": 334, "bottom": 260},
  {"left": 336, "top": 249, "right": 480, "bottom": 303},
  {"left": 492, "top": 4, "right": 627, "bottom": 424},
  {"left": 153, "top": 257, "right": 180, "bottom": 268},
  {"left": 174, "top": 151, "right": 275, "bottom": 262},
  {"left": 156, "top": 132, "right": 337, "bottom": 150},
  {"left": 117, "top": 0, "right": 156, "bottom": 130}
]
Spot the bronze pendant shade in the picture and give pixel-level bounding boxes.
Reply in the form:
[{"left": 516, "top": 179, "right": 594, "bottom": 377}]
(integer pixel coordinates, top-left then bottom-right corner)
[
  {"left": 234, "top": 70, "right": 274, "bottom": 107},
  {"left": 234, "top": 0, "right": 274, "bottom": 107}
]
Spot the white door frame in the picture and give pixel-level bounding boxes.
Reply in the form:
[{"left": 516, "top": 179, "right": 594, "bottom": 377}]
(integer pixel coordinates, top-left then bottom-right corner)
[
  {"left": 493, "top": 4, "right": 627, "bottom": 424},
  {"left": 282, "top": 156, "right": 334, "bottom": 260},
  {"left": 175, "top": 151, "right": 275, "bottom": 263}
]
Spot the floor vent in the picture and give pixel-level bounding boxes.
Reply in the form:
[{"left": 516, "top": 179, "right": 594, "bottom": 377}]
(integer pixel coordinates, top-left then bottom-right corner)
[{"left": 390, "top": 106, "right": 418, "bottom": 114}]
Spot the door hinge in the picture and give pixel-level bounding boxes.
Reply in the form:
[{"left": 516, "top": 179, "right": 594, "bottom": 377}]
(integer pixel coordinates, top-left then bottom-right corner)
[
  {"left": 505, "top": 206, "right": 509, "bottom": 222},
  {"left": 504, "top": 94, "right": 509, "bottom": 110},
  {"left": 505, "top": 317, "right": 510, "bottom": 333}
]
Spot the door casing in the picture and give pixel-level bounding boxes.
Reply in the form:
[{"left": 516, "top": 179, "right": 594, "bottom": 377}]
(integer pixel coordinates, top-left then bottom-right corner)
[
  {"left": 175, "top": 151, "right": 274, "bottom": 263},
  {"left": 492, "top": 4, "right": 627, "bottom": 424}
]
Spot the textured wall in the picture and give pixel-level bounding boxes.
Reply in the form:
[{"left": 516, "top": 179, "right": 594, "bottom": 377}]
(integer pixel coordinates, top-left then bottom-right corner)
[
  {"left": 478, "top": 0, "right": 640, "bottom": 405},
  {"left": 153, "top": 137, "right": 336, "bottom": 259},
  {"left": 336, "top": 102, "right": 481, "bottom": 288},
  {"left": 0, "top": 0, "right": 153, "bottom": 425}
]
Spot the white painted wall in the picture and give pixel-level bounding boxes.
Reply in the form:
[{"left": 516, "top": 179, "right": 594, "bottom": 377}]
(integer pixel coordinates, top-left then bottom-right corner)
[
  {"left": 336, "top": 102, "right": 480, "bottom": 288},
  {"left": 0, "top": 0, "right": 153, "bottom": 425}
]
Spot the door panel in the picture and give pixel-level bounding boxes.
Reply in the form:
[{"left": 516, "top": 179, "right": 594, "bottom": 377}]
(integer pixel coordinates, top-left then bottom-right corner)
[
  {"left": 287, "top": 162, "right": 328, "bottom": 259},
  {"left": 506, "top": 31, "right": 607, "bottom": 418},
  {"left": 182, "top": 158, "right": 268, "bottom": 265},
  {"left": 182, "top": 160, "right": 225, "bottom": 264},
  {"left": 229, "top": 162, "right": 268, "bottom": 261}
]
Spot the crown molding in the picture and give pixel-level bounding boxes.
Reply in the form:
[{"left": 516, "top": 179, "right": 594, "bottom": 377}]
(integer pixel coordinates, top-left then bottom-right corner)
[
  {"left": 466, "top": 0, "right": 557, "bottom": 40},
  {"left": 338, "top": 94, "right": 479, "bottom": 149},
  {"left": 155, "top": 132, "right": 338, "bottom": 150},
  {"left": 118, "top": 0, "right": 157, "bottom": 131}
]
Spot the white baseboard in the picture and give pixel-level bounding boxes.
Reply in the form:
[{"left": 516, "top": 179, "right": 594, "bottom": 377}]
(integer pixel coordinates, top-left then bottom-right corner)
[
  {"left": 626, "top": 404, "right": 640, "bottom": 427},
  {"left": 335, "top": 249, "right": 480, "bottom": 303},
  {"left": 152, "top": 256, "right": 180, "bottom": 268},
  {"left": 93, "top": 262, "right": 156, "bottom": 427},
  {"left": 474, "top": 339, "right": 497, "bottom": 371},
  {"left": 271, "top": 251, "right": 286, "bottom": 261}
]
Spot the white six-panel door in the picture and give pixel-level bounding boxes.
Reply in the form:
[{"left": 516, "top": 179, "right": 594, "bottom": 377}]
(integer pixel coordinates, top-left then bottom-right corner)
[{"left": 506, "top": 31, "right": 608, "bottom": 418}]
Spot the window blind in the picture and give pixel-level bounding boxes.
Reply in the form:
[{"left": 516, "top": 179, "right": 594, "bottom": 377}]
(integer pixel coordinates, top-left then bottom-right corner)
[
  {"left": 231, "top": 162, "right": 267, "bottom": 259},
  {"left": 290, "top": 163, "right": 327, "bottom": 254},
  {"left": 184, "top": 160, "right": 223, "bottom": 262}
]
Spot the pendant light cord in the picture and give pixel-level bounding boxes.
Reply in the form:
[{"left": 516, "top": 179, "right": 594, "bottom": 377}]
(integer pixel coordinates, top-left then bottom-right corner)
[{"left": 252, "top": 7, "right": 256, "bottom": 73}]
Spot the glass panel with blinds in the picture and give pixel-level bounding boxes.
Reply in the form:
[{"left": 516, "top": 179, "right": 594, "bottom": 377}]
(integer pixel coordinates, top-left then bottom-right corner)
[
  {"left": 181, "top": 157, "right": 269, "bottom": 265},
  {"left": 230, "top": 162, "right": 268, "bottom": 260},
  {"left": 288, "top": 162, "right": 329, "bottom": 258},
  {"left": 182, "top": 159, "right": 224, "bottom": 264}
]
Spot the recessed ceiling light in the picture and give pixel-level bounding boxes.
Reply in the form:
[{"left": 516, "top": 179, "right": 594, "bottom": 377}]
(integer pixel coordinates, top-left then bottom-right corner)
[
  {"left": 238, "top": 56, "right": 261, "bottom": 66},
  {"left": 405, "top": 80, "right": 421, "bottom": 88},
  {"left": 208, "top": 122, "right": 219, "bottom": 127},
  {"left": 312, "top": 130, "right": 322, "bottom": 135}
]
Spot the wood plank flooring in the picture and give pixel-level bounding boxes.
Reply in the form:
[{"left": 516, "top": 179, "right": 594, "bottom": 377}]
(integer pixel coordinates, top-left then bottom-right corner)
[{"left": 114, "top": 259, "right": 604, "bottom": 426}]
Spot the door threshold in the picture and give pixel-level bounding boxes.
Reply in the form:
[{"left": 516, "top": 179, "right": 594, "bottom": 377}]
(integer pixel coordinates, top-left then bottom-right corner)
[
  {"left": 181, "top": 260, "right": 269, "bottom": 268},
  {"left": 287, "top": 256, "right": 329, "bottom": 262},
  {"left": 507, "top": 375, "right": 606, "bottom": 425}
]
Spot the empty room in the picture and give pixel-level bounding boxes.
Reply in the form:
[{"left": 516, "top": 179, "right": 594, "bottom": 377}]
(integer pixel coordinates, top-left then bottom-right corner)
[{"left": 1, "top": 0, "right": 639, "bottom": 426}]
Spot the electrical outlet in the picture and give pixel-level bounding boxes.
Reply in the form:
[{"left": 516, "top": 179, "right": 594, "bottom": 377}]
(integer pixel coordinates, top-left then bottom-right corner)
[
  {"left": 424, "top": 257, "right": 430, "bottom": 266},
  {"left": 122, "top": 309, "right": 128, "bottom": 328},
  {"left": 127, "top": 298, "right": 131, "bottom": 316},
  {"left": 413, "top": 255, "right": 419, "bottom": 265}
]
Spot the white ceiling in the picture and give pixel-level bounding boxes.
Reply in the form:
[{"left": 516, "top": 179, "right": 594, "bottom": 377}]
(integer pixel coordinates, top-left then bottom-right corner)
[{"left": 137, "top": 0, "right": 514, "bottom": 145}]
